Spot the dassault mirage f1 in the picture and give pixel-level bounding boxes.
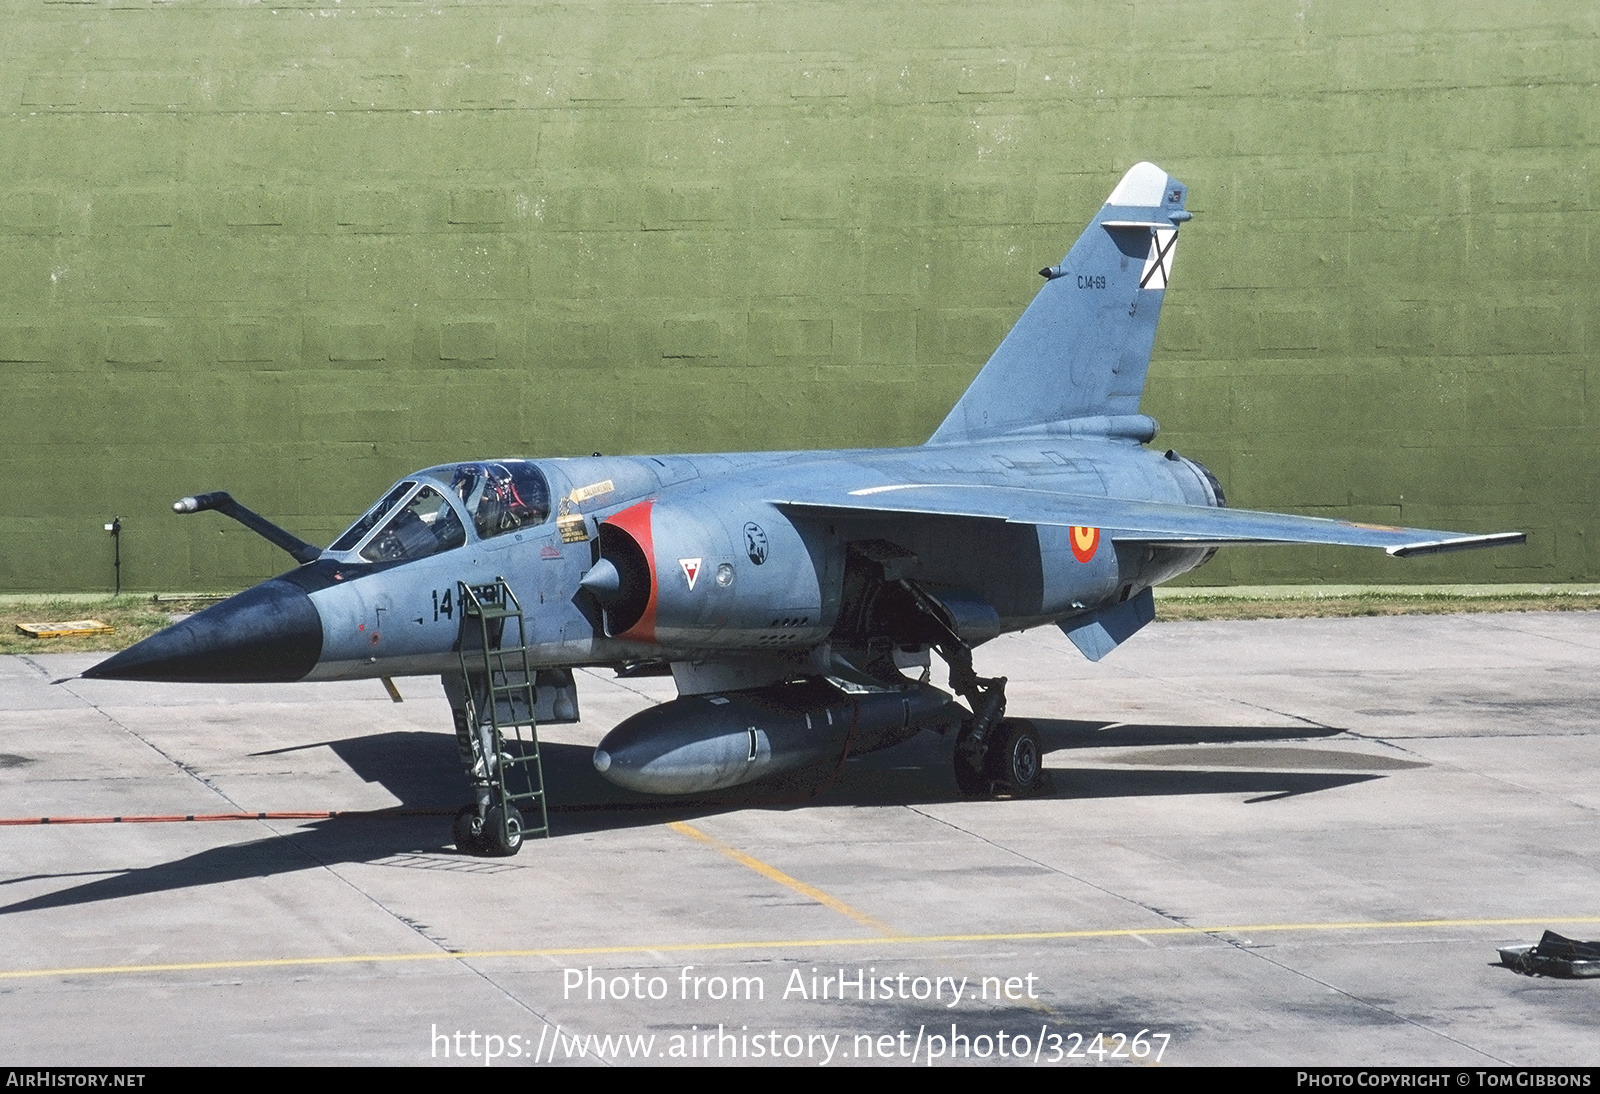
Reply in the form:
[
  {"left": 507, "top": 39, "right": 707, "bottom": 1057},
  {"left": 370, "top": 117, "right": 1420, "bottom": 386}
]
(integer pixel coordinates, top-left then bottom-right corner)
[{"left": 85, "top": 163, "right": 1524, "bottom": 856}]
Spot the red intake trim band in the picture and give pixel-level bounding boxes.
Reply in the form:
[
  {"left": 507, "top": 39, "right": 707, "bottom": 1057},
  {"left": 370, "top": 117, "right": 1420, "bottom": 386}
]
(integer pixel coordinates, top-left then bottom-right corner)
[{"left": 604, "top": 499, "right": 658, "bottom": 643}]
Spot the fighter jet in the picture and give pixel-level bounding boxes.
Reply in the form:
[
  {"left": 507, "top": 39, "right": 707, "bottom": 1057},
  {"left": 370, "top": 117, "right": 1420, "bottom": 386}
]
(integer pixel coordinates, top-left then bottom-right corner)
[{"left": 84, "top": 162, "right": 1524, "bottom": 856}]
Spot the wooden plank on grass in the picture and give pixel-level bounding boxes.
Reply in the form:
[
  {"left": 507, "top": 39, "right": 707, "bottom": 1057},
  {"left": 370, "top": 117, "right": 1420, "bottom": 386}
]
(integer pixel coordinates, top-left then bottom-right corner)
[{"left": 16, "top": 620, "right": 114, "bottom": 639}]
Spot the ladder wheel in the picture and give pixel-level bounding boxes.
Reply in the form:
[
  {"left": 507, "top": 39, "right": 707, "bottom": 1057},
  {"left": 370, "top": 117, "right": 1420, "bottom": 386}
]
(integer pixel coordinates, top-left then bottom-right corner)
[
  {"left": 483, "top": 806, "right": 524, "bottom": 857},
  {"left": 452, "top": 805, "right": 486, "bottom": 856}
]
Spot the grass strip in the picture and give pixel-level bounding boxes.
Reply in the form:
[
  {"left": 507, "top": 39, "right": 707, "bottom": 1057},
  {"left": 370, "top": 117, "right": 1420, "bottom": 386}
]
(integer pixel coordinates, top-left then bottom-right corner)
[
  {"left": 0, "top": 596, "right": 226, "bottom": 655},
  {"left": 1156, "top": 590, "right": 1600, "bottom": 622}
]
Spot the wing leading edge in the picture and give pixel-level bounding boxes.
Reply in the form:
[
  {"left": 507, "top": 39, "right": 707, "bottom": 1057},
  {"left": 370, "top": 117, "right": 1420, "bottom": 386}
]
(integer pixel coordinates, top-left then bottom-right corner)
[{"left": 774, "top": 484, "right": 1525, "bottom": 558}]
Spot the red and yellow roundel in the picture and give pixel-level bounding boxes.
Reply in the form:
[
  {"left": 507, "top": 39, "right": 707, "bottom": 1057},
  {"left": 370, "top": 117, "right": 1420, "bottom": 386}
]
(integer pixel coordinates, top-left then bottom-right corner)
[{"left": 1070, "top": 525, "right": 1100, "bottom": 563}]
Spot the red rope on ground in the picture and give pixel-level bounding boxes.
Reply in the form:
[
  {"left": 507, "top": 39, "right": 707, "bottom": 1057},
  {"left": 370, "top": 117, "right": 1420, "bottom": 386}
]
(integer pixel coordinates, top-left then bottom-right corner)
[{"left": 0, "top": 808, "right": 454, "bottom": 826}]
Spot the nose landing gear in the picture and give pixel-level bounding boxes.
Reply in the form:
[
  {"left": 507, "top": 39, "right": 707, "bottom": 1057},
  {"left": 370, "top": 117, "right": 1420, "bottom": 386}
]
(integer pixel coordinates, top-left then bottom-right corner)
[{"left": 452, "top": 803, "right": 524, "bottom": 857}]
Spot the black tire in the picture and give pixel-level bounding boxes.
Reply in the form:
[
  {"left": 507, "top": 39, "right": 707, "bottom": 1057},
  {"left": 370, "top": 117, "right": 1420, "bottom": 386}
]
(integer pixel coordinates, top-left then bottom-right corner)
[
  {"left": 483, "top": 806, "right": 524, "bottom": 857},
  {"left": 952, "top": 718, "right": 990, "bottom": 796},
  {"left": 452, "top": 804, "right": 486, "bottom": 855},
  {"left": 986, "top": 719, "right": 1044, "bottom": 794}
]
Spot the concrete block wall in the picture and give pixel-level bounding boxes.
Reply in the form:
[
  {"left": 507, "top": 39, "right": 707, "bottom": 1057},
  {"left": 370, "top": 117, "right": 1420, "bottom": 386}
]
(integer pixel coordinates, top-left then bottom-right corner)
[{"left": 0, "top": 1, "right": 1593, "bottom": 591}]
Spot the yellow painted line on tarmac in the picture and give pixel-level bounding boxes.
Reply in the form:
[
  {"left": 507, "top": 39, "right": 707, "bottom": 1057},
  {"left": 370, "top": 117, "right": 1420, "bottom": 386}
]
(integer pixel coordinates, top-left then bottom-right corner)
[
  {"left": 3, "top": 916, "right": 1597, "bottom": 982},
  {"left": 667, "top": 820, "right": 897, "bottom": 936}
]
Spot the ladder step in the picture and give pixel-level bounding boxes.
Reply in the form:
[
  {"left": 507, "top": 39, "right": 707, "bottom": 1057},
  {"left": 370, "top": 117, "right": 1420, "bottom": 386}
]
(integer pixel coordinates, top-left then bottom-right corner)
[{"left": 467, "top": 606, "right": 518, "bottom": 621}]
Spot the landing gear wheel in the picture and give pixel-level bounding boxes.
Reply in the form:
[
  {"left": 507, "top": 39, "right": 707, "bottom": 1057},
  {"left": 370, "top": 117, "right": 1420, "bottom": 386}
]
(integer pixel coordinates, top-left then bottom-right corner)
[
  {"left": 987, "top": 719, "right": 1046, "bottom": 795},
  {"left": 952, "top": 718, "right": 990, "bottom": 796},
  {"left": 452, "top": 805, "right": 486, "bottom": 856},
  {"left": 483, "top": 806, "right": 524, "bottom": 857}
]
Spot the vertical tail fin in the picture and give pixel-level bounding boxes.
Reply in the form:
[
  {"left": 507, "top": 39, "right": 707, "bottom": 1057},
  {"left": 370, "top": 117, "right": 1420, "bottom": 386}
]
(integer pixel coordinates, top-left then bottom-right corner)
[{"left": 928, "top": 162, "right": 1188, "bottom": 444}]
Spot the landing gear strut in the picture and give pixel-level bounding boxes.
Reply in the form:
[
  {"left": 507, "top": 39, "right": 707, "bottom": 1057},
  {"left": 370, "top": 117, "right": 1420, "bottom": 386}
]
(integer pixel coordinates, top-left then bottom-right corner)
[
  {"left": 841, "top": 568, "right": 1050, "bottom": 798},
  {"left": 941, "top": 641, "right": 1049, "bottom": 798}
]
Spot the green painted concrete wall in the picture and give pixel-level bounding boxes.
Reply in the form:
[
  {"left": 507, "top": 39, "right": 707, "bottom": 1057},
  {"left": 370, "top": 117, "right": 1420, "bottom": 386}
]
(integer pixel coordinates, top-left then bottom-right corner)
[{"left": 1, "top": 1, "right": 1594, "bottom": 592}]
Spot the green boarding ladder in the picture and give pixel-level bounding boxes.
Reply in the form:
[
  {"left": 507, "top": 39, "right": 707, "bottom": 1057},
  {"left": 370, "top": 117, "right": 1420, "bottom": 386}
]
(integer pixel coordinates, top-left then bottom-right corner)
[{"left": 458, "top": 578, "right": 550, "bottom": 853}]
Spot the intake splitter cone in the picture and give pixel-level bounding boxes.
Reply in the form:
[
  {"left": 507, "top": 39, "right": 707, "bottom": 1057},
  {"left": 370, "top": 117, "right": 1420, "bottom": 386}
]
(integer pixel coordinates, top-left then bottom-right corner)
[{"left": 82, "top": 579, "right": 323, "bottom": 683}]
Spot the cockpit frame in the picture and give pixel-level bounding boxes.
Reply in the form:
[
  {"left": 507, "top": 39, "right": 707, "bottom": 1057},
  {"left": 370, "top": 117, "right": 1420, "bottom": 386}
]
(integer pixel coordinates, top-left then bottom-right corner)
[{"left": 324, "top": 461, "right": 555, "bottom": 565}]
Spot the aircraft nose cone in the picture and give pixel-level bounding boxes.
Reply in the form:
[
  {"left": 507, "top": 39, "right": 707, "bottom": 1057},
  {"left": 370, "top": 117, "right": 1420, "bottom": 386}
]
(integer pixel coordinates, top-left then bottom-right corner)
[{"left": 82, "top": 578, "right": 323, "bottom": 683}]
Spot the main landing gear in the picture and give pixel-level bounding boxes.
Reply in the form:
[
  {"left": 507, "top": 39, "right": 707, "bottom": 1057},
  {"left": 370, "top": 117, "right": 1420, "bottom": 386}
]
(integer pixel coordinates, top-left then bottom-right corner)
[
  {"left": 878, "top": 576, "right": 1050, "bottom": 798},
  {"left": 943, "top": 646, "right": 1051, "bottom": 799}
]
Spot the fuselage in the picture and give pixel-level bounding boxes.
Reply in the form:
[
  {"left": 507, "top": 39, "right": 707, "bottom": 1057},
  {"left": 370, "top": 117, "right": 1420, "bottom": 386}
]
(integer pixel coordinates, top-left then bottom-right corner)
[
  {"left": 87, "top": 431, "right": 1216, "bottom": 687},
  {"left": 83, "top": 434, "right": 1220, "bottom": 688},
  {"left": 318, "top": 435, "right": 1222, "bottom": 679}
]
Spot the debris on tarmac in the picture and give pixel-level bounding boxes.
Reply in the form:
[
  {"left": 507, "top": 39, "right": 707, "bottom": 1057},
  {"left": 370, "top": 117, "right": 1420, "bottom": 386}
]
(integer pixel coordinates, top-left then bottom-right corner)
[{"left": 1498, "top": 932, "right": 1600, "bottom": 978}]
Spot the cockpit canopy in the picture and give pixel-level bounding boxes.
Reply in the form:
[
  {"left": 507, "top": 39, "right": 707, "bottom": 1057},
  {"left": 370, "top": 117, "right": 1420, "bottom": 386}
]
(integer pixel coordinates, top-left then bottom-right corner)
[
  {"left": 449, "top": 460, "right": 551, "bottom": 540},
  {"left": 328, "top": 460, "right": 552, "bottom": 563}
]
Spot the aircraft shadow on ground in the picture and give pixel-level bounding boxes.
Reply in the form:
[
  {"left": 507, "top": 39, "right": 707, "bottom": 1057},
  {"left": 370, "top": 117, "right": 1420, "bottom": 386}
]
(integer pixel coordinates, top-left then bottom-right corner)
[
  {"left": 1027, "top": 717, "right": 1346, "bottom": 751},
  {"left": 1, "top": 720, "right": 1378, "bottom": 916}
]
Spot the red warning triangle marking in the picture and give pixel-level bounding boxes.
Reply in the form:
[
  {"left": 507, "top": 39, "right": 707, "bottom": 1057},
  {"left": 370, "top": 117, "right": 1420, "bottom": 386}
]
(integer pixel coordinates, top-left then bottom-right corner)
[{"left": 679, "top": 557, "right": 702, "bottom": 590}]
